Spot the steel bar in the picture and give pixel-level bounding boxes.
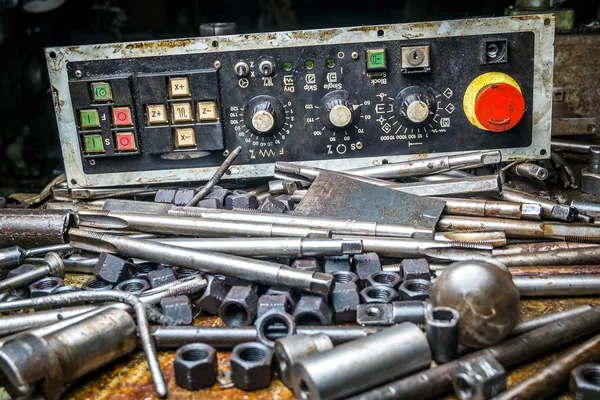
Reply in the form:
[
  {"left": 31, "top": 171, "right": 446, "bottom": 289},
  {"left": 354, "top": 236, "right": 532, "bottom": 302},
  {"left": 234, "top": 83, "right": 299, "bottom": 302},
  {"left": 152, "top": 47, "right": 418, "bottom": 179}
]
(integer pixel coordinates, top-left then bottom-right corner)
[
  {"left": 552, "top": 117, "right": 597, "bottom": 137},
  {"left": 0, "top": 291, "right": 166, "bottom": 398},
  {"left": 151, "top": 326, "right": 381, "bottom": 349},
  {"left": 492, "top": 241, "right": 598, "bottom": 256},
  {"left": 438, "top": 216, "right": 600, "bottom": 242},
  {"left": 491, "top": 332, "right": 600, "bottom": 400},
  {"left": 0, "top": 305, "right": 103, "bottom": 337},
  {"left": 497, "top": 187, "right": 576, "bottom": 221},
  {"left": 439, "top": 197, "right": 542, "bottom": 220},
  {"left": 494, "top": 246, "right": 600, "bottom": 266},
  {"left": 168, "top": 207, "right": 433, "bottom": 239},
  {"left": 514, "top": 275, "right": 600, "bottom": 296},
  {"left": 69, "top": 229, "right": 333, "bottom": 295},
  {"left": 78, "top": 210, "right": 331, "bottom": 238},
  {"left": 0, "top": 246, "right": 25, "bottom": 270},
  {"left": 0, "top": 253, "right": 64, "bottom": 294},
  {"left": 186, "top": 145, "right": 242, "bottom": 206},
  {"left": 352, "top": 237, "right": 492, "bottom": 259},
  {"left": 552, "top": 139, "right": 598, "bottom": 154},
  {"left": 434, "top": 231, "right": 507, "bottom": 247},
  {"left": 572, "top": 199, "right": 600, "bottom": 214},
  {"left": 0, "top": 209, "right": 78, "bottom": 247},
  {"left": 344, "top": 151, "right": 502, "bottom": 179},
  {"left": 509, "top": 162, "right": 549, "bottom": 181},
  {"left": 509, "top": 266, "right": 600, "bottom": 276},
  {"left": 510, "top": 306, "right": 592, "bottom": 336},
  {"left": 26, "top": 254, "right": 98, "bottom": 274},
  {"left": 348, "top": 305, "right": 600, "bottom": 400},
  {"left": 152, "top": 237, "right": 363, "bottom": 257}
]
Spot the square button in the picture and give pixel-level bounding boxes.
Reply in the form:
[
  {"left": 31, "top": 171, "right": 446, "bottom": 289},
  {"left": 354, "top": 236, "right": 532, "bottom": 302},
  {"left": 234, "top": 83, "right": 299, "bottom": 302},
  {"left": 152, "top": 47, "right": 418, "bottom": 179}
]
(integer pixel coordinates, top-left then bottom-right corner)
[
  {"left": 115, "top": 132, "right": 137, "bottom": 152},
  {"left": 171, "top": 102, "right": 193, "bottom": 124},
  {"left": 366, "top": 49, "right": 387, "bottom": 71},
  {"left": 80, "top": 109, "right": 100, "bottom": 129},
  {"left": 91, "top": 82, "right": 113, "bottom": 102},
  {"left": 112, "top": 107, "right": 133, "bottom": 127},
  {"left": 83, "top": 134, "right": 104, "bottom": 153},
  {"left": 174, "top": 128, "right": 196, "bottom": 149},
  {"left": 169, "top": 77, "right": 190, "bottom": 98},
  {"left": 146, "top": 104, "right": 168, "bottom": 125},
  {"left": 197, "top": 101, "right": 219, "bottom": 122}
]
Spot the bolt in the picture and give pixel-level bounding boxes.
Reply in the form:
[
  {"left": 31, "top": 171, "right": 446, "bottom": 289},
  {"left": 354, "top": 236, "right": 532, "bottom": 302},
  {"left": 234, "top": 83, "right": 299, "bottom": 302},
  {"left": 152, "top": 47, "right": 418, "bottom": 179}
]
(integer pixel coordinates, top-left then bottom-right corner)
[{"left": 0, "top": 252, "right": 64, "bottom": 295}]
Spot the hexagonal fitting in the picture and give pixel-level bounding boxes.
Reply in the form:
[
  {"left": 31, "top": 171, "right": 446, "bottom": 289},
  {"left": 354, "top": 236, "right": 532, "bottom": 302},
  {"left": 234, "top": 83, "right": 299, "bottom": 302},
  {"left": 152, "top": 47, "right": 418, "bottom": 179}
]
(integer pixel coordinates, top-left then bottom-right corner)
[
  {"left": 571, "top": 363, "right": 600, "bottom": 400},
  {"left": 160, "top": 295, "right": 194, "bottom": 325},
  {"left": 351, "top": 253, "right": 382, "bottom": 280},
  {"left": 173, "top": 188, "right": 196, "bottom": 206},
  {"left": 400, "top": 258, "right": 430, "bottom": 281},
  {"left": 53, "top": 285, "right": 79, "bottom": 295},
  {"left": 93, "top": 252, "right": 134, "bottom": 284},
  {"left": 254, "top": 309, "right": 296, "bottom": 347},
  {"left": 193, "top": 274, "right": 231, "bottom": 315},
  {"left": 172, "top": 266, "right": 201, "bottom": 280},
  {"left": 265, "top": 286, "right": 300, "bottom": 309},
  {"left": 258, "top": 294, "right": 290, "bottom": 317},
  {"left": 230, "top": 342, "right": 273, "bottom": 391},
  {"left": 521, "top": 203, "right": 542, "bottom": 219},
  {"left": 29, "top": 277, "right": 64, "bottom": 298},
  {"left": 398, "top": 279, "right": 431, "bottom": 300},
  {"left": 452, "top": 354, "right": 506, "bottom": 400},
  {"left": 81, "top": 277, "right": 114, "bottom": 291},
  {"left": 324, "top": 256, "right": 351, "bottom": 273},
  {"left": 225, "top": 192, "right": 259, "bottom": 210},
  {"left": 551, "top": 204, "right": 577, "bottom": 222},
  {"left": 132, "top": 262, "right": 161, "bottom": 280},
  {"left": 174, "top": 343, "right": 218, "bottom": 390},
  {"left": 147, "top": 268, "right": 177, "bottom": 289},
  {"left": 331, "top": 270, "right": 358, "bottom": 285},
  {"left": 332, "top": 281, "right": 360, "bottom": 323},
  {"left": 293, "top": 295, "right": 332, "bottom": 326},
  {"left": 359, "top": 286, "right": 399, "bottom": 304},
  {"left": 259, "top": 195, "right": 287, "bottom": 214},
  {"left": 275, "top": 194, "right": 295, "bottom": 211},
  {"left": 115, "top": 278, "right": 150, "bottom": 295},
  {"left": 218, "top": 285, "right": 259, "bottom": 326},
  {"left": 582, "top": 167, "right": 600, "bottom": 196},
  {"left": 292, "top": 258, "right": 319, "bottom": 272},
  {"left": 204, "top": 188, "right": 231, "bottom": 209},
  {"left": 364, "top": 271, "right": 402, "bottom": 289}
]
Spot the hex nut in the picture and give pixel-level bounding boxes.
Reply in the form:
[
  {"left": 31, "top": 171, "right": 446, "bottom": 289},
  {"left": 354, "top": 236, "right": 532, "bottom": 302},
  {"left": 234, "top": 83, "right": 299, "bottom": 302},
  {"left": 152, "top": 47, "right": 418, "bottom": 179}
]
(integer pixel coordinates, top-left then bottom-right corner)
[
  {"left": 172, "top": 267, "right": 201, "bottom": 280},
  {"left": 275, "top": 194, "right": 295, "bottom": 211},
  {"left": 219, "top": 285, "right": 259, "bottom": 326},
  {"left": 7, "top": 264, "right": 36, "bottom": 279},
  {"left": 331, "top": 281, "right": 360, "bottom": 323},
  {"left": 196, "top": 198, "right": 220, "bottom": 209},
  {"left": 160, "top": 295, "right": 194, "bottom": 325},
  {"left": 193, "top": 274, "right": 231, "bottom": 315},
  {"left": 258, "top": 294, "right": 290, "bottom": 317},
  {"left": 581, "top": 167, "right": 600, "bottom": 196},
  {"left": 400, "top": 258, "right": 431, "bottom": 281},
  {"left": 352, "top": 253, "right": 382, "bottom": 280},
  {"left": 453, "top": 354, "right": 506, "bottom": 400},
  {"left": 364, "top": 271, "right": 402, "bottom": 289},
  {"left": 154, "top": 188, "right": 176, "bottom": 204},
  {"left": 324, "top": 256, "right": 351, "bottom": 273},
  {"left": 115, "top": 278, "right": 150, "bottom": 295},
  {"left": 147, "top": 268, "right": 177, "bottom": 289},
  {"left": 204, "top": 188, "right": 231, "bottom": 208},
  {"left": 293, "top": 295, "right": 332, "bottom": 326},
  {"left": 571, "top": 363, "right": 600, "bottom": 400},
  {"left": 225, "top": 193, "right": 259, "bottom": 210},
  {"left": 331, "top": 271, "right": 358, "bottom": 285},
  {"left": 29, "top": 277, "right": 64, "bottom": 298},
  {"left": 359, "top": 286, "right": 399, "bottom": 304},
  {"left": 292, "top": 259, "right": 319, "bottom": 272},
  {"left": 93, "top": 252, "right": 134, "bottom": 284},
  {"left": 259, "top": 195, "right": 287, "bottom": 214},
  {"left": 174, "top": 343, "right": 218, "bottom": 390},
  {"left": 254, "top": 309, "right": 296, "bottom": 347},
  {"left": 81, "top": 277, "right": 114, "bottom": 291},
  {"left": 173, "top": 188, "right": 196, "bottom": 206},
  {"left": 265, "top": 286, "right": 300, "bottom": 310},
  {"left": 133, "top": 262, "right": 161, "bottom": 280},
  {"left": 398, "top": 279, "right": 431, "bottom": 300},
  {"left": 53, "top": 285, "right": 80, "bottom": 295},
  {"left": 230, "top": 342, "right": 273, "bottom": 391}
]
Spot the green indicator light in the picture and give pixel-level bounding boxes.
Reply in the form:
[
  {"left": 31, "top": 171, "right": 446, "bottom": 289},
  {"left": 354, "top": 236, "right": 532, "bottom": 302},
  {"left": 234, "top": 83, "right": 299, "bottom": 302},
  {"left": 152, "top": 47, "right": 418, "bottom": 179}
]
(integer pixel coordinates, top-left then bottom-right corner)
[
  {"left": 283, "top": 61, "right": 292, "bottom": 71},
  {"left": 366, "top": 49, "right": 387, "bottom": 71},
  {"left": 304, "top": 60, "right": 315, "bottom": 70},
  {"left": 90, "top": 82, "right": 113, "bottom": 102},
  {"left": 84, "top": 134, "right": 104, "bottom": 153},
  {"left": 326, "top": 58, "right": 336, "bottom": 68}
]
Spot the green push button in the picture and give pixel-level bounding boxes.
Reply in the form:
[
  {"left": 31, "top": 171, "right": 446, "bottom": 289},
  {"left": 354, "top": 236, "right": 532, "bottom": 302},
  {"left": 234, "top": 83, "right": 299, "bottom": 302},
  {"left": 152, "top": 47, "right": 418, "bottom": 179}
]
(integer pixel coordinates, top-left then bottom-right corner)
[
  {"left": 91, "top": 82, "right": 113, "bottom": 102},
  {"left": 80, "top": 109, "right": 100, "bottom": 129},
  {"left": 366, "top": 48, "right": 387, "bottom": 71},
  {"left": 83, "top": 134, "right": 104, "bottom": 153}
]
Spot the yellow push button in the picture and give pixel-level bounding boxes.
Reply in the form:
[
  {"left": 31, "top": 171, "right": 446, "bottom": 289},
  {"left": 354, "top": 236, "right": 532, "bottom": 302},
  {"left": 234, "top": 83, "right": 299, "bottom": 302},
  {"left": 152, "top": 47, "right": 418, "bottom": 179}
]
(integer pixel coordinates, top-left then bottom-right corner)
[
  {"left": 169, "top": 77, "right": 191, "bottom": 98},
  {"left": 172, "top": 102, "right": 193, "bottom": 124},
  {"left": 80, "top": 109, "right": 100, "bottom": 129},
  {"left": 197, "top": 101, "right": 219, "bottom": 122},
  {"left": 174, "top": 128, "right": 196, "bottom": 149},
  {"left": 83, "top": 134, "right": 104, "bottom": 153},
  {"left": 146, "top": 104, "right": 168, "bottom": 125}
]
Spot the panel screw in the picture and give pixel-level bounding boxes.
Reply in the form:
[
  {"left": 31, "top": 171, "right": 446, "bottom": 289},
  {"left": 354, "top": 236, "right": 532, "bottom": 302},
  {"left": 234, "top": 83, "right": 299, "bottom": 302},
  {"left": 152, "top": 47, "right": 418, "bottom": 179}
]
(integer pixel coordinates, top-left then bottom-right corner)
[
  {"left": 356, "top": 141, "right": 363, "bottom": 150},
  {"left": 351, "top": 52, "right": 359, "bottom": 60},
  {"left": 223, "top": 150, "right": 230, "bottom": 157},
  {"left": 75, "top": 70, "right": 83, "bottom": 78},
  {"left": 372, "top": 160, "right": 380, "bottom": 165},
  {"left": 214, "top": 60, "right": 222, "bottom": 69},
  {"left": 88, "top": 159, "right": 96, "bottom": 166}
]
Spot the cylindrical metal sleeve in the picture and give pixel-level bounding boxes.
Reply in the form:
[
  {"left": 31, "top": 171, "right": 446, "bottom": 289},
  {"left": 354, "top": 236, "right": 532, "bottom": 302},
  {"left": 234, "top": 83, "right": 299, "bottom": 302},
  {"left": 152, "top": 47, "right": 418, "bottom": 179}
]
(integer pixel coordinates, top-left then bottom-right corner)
[
  {"left": 292, "top": 322, "right": 431, "bottom": 400},
  {"left": 44, "top": 308, "right": 136, "bottom": 382},
  {"left": 514, "top": 275, "right": 600, "bottom": 297},
  {"left": 0, "top": 305, "right": 100, "bottom": 337},
  {"left": 392, "top": 301, "right": 426, "bottom": 324},
  {"left": 0, "top": 210, "right": 77, "bottom": 248},
  {"left": 274, "top": 333, "right": 333, "bottom": 387},
  {"left": 425, "top": 307, "right": 460, "bottom": 364},
  {"left": 494, "top": 247, "right": 600, "bottom": 267},
  {"left": 0, "top": 247, "right": 25, "bottom": 271},
  {"left": 492, "top": 242, "right": 598, "bottom": 256}
]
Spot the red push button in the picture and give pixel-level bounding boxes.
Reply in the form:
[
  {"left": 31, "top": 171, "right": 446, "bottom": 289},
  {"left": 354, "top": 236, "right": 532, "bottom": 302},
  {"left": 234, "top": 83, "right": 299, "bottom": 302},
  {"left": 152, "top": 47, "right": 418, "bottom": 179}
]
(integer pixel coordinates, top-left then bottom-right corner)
[
  {"left": 112, "top": 107, "right": 133, "bottom": 127},
  {"left": 115, "top": 132, "right": 137, "bottom": 152},
  {"left": 474, "top": 83, "right": 525, "bottom": 132}
]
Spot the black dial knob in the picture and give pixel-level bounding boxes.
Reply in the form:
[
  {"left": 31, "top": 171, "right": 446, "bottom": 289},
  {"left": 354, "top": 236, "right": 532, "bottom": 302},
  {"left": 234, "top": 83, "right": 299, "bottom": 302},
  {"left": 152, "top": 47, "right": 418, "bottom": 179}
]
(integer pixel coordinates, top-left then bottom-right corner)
[
  {"left": 319, "top": 90, "right": 361, "bottom": 131},
  {"left": 244, "top": 95, "right": 285, "bottom": 136},
  {"left": 395, "top": 86, "right": 437, "bottom": 127}
]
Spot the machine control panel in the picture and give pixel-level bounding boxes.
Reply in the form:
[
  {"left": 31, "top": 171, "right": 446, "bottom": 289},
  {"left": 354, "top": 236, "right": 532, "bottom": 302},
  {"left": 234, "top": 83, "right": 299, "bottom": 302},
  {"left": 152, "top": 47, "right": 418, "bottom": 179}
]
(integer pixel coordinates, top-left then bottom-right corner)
[{"left": 46, "top": 15, "right": 555, "bottom": 188}]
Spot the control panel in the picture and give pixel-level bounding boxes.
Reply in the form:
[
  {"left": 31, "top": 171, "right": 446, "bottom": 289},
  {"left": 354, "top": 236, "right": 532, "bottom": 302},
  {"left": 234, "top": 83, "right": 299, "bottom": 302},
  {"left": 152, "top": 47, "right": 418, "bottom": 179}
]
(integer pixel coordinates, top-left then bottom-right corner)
[{"left": 46, "top": 15, "right": 554, "bottom": 188}]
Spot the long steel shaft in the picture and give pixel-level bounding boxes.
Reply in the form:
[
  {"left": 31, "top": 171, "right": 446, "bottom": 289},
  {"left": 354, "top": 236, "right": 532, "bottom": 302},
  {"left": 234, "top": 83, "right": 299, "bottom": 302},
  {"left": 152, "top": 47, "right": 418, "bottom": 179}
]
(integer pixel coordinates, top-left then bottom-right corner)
[
  {"left": 494, "top": 246, "right": 600, "bottom": 266},
  {"left": 510, "top": 306, "right": 592, "bottom": 337},
  {"left": 439, "top": 197, "right": 542, "bottom": 220},
  {"left": 514, "top": 275, "right": 600, "bottom": 297},
  {"left": 68, "top": 229, "right": 333, "bottom": 295}
]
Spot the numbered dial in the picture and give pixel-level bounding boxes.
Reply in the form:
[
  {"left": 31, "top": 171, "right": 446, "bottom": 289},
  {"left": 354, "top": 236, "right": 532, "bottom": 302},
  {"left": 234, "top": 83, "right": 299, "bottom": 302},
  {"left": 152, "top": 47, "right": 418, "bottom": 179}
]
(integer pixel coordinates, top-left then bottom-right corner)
[
  {"left": 319, "top": 90, "right": 361, "bottom": 131},
  {"left": 243, "top": 95, "right": 285, "bottom": 136},
  {"left": 395, "top": 87, "right": 437, "bottom": 127}
]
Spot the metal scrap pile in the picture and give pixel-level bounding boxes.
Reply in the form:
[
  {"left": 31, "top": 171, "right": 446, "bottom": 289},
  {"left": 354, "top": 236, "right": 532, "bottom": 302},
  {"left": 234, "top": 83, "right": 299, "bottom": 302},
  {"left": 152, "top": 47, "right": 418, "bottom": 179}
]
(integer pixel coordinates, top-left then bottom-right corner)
[{"left": 3, "top": 148, "right": 600, "bottom": 399}]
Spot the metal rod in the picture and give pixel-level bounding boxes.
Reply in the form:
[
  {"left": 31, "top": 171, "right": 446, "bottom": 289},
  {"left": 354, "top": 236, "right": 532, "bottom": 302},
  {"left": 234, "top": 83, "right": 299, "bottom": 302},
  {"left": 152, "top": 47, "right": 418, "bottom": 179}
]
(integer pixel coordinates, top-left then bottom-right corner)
[
  {"left": 434, "top": 231, "right": 507, "bottom": 247},
  {"left": 0, "top": 209, "right": 78, "bottom": 248},
  {"left": 497, "top": 187, "right": 576, "bottom": 221},
  {"left": 571, "top": 199, "right": 600, "bottom": 214},
  {"left": 492, "top": 242, "right": 598, "bottom": 256},
  {"left": 494, "top": 246, "right": 600, "bottom": 266},
  {"left": 0, "top": 253, "right": 64, "bottom": 294},
  {"left": 348, "top": 305, "right": 600, "bottom": 400},
  {"left": 352, "top": 237, "right": 492, "bottom": 259},
  {"left": 514, "top": 275, "right": 600, "bottom": 297},
  {"left": 509, "top": 162, "right": 549, "bottom": 181},
  {"left": 510, "top": 306, "right": 592, "bottom": 337},
  {"left": 509, "top": 266, "right": 600, "bottom": 276},
  {"left": 439, "top": 197, "right": 542, "bottom": 220},
  {"left": 552, "top": 139, "right": 597, "bottom": 154},
  {"left": 0, "top": 305, "right": 103, "bottom": 337},
  {"left": 68, "top": 229, "right": 333, "bottom": 295},
  {"left": 186, "top": 145, "right": 242, "bottom": 206}
]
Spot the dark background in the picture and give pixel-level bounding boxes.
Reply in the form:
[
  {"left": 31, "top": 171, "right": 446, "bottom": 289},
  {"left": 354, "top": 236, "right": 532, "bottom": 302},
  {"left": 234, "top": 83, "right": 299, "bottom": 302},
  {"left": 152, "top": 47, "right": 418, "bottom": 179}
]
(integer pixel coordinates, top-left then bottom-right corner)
[{"left": 0, "top": 0, "right": 597, "bottom": 196}]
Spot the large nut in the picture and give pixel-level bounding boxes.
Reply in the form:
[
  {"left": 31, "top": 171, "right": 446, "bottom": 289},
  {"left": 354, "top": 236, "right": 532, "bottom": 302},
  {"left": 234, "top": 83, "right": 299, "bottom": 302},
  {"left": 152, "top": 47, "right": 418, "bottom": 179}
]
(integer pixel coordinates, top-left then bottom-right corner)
[
  {"left": 225, "top": 192, "right": 259, "bottom": 210},
  {"left": 132, "top": 262, "right": 161, "bottom": 280},
  {"left": 364, "top": 271, "right": 402, "bottom": 289},
  {"left": 551, "top": 204, "right": 577, "bottom": 221},
  {"left": 293, "top": 295, "right": 332, "bottom": 326},
  {"left": 581, "top": 167, "right": 600, "bottom": 196},
  {"left": 82, "top": 277, "right": 114, "bottom": 291},
  {"left": 398, "top": 279, "right": 431, "bottom": 300},
  {"left": 275, "top": 194, "right": 295, "bottom": 211},
  {"left": 259, "top": 195, "right": 287, "bottom": 214},
  {"left": 219, "top": 285, "right": 259, "bottom": 326},
  {"left": 173, "top": 188, "right": 196, "bottom": 206},
  {"left": 265, "top": 286, "right": 300, "bottom": 309},
  {"left": 274, "top": 333, "right": 333, "bottom": 388},
  {"left": 571, "top": 363, "right": 600, "bottom": 400},
  {"left": 29, "top": 277, "right": 64, "bottom": 298},
  {"left": 331, "top": 271, "right": 358, "bottom": 285},
  {"left": 174, "top": 343, "right": 218, "bottom": 390},
  {"left": 154, "top": 188, "right": 176, "bottom": 204},
  {"left": 230, "top": 342, "right": 273, "bottom": 391},
  {"left": 204, "top": 188, "right": 231, "bottom": 208},
  {"left": 93, "top": 252, "right": 134, "bottom": 284},
  {"left": 147, "top": 268, "right": 177, "bottom": 288},
  {"left": 172, "top": 267, "right": 201, "bottom": 280},
  {"left": 324, "top": 256, "right": 351, "bottom": 273},
  {"left": 115, "top": 278, "right": 150, "bottom": 295},
  {"left": 400, "top": 258, "right": 431, "bottom": 281},
  {"left": 331, "top": 281, "right": 360, "bottom": 323},
  {"left": 452, "top": 354, "right": 506, "bottom": 400},
  {"left": 258, "top": 294, "right": 290, "bottom": 317},
  {"left": 254, "top": 309, "right": 296, "bottom": 347},
  {"left": 351, "top": 253, "right": 382, "bottom": 280},
  {"left": 193, "top": 274, "right": 231, "bottom": 315},
  {"left": 359, "top": 286, "right": 399, "bottom": 304},
  {"left": 160, "top": 295, "right": 194, "bottom": 325},
  {"left": 292, "top": 259, "right": 320, "bottom": 272}
]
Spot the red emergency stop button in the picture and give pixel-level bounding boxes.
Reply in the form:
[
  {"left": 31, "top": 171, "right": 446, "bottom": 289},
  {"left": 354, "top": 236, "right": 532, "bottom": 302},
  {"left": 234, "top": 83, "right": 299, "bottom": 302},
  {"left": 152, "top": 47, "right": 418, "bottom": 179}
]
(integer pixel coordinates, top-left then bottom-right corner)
[{"left": 463, "top": 72, "right": 525, "bottom": 132}]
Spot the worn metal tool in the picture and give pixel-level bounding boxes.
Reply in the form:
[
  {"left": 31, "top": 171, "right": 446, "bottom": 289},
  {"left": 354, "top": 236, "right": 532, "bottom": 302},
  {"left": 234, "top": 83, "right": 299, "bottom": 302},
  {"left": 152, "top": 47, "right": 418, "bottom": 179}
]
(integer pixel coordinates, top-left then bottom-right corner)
[
  {"left": 514, "top": 275, "right": 600, "bottom": 297},
  {"left": 438, "top": 198, "right": 542, "bottom": 220},
  {"left": 69, "top": 229, "right": 333, "bottom": 295},
  {"left": 494, "top": 246, "right": 600, "bottom": 267},
  {"left": 510, "top": 306, "right": 592, "bottom": 337},
  {"left": 345, "top": 151, "right": 502, "bottom": 179},
  {"left": 353, "top": 237, "right": 492, "bottom": 259},
  {"left": 348, "top": 305, "right": 600, "bottom": 400},
  {"left": 552, "top": 139, "right": 597, "bottom": 154},
  {"left": 509, "top": 162, "right": 549, "bottom": 181},
  {"left": 551, "top": 152, "right": 578, "bottom": 189},
  {"left": 509, "top": 266, "right": 600, "bottom": 277},
  {"left": 581, "top": 146, "right": 600, "bottom": 196},
  {"left": 0, "top": 209, "right": 78, "bottom": 247},
  {"left": 572, "top": 199, "right": 600, "bottom": 215},
  {"left": 434, "top": 231, "right": 507, "bottom": 247},
  {"left": 497, "top": 187, "right": 577, "bottom": 221},
  {"left": 425, "top": 306, "right": 460, "bottom": 364},
  {"left": 0, "top": 305, "right": 102, "bottom": 337},
  {"left": 0, "top": 243, "right": 72, "bottom": 271},
  {"left": 0, "top": 252, "right": 64, "bottom": 294},
  {"left": 491, "top": 241, "right": 597, "bottom": 256}
]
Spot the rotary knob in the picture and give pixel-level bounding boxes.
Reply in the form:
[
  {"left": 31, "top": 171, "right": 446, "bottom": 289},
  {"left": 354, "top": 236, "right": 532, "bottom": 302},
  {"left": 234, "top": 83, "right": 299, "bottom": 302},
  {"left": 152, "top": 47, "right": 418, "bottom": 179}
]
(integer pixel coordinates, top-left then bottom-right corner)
[
  {"left": 395, "top": 87, "right": 437, "bottom": 126},
  {"left": 319, "top": 90, "right": 361, "bottom": 131},
  {"left": 243, "top": 95, "right": 285, "bottom": 136}
]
